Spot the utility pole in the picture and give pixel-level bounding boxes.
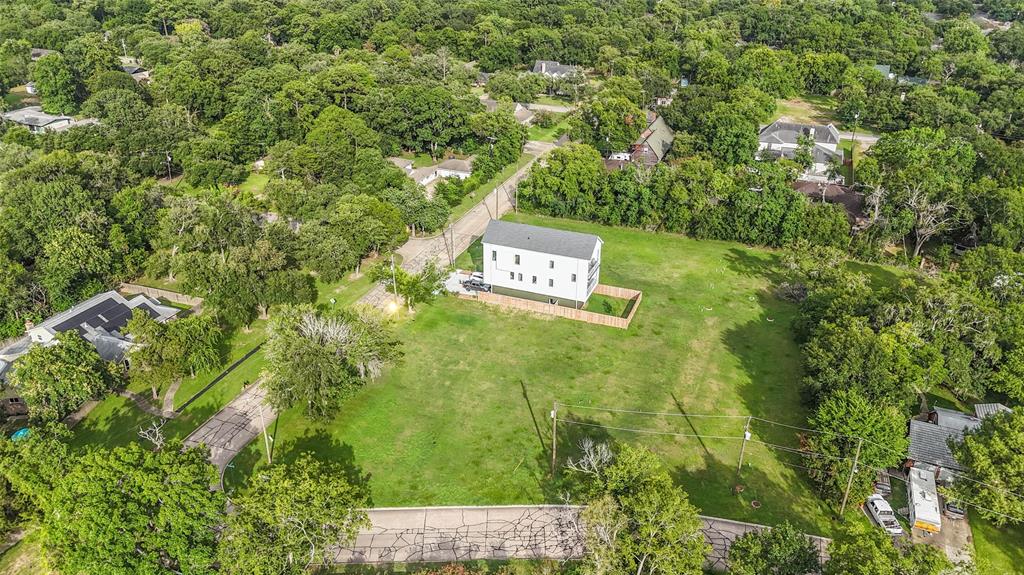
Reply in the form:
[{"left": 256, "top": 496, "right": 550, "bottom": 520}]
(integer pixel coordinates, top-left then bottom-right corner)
[
  {"left": 850, "top": 112, "right": 860, "bottom": 187},
  {"left": 390, "top": 253, "right": 400, "bottom": 307},
  {"left": 257, "top": 398, "right": 272, "bottom": 465},
  {"left": 736, "top": 416, "right": 752, "bottom": 474},
  {"left": 550, "top": 402, "right": 558, "bottom": 476},
  {"left": 839, "top": 437, "right": 864, "bottom": 518}
]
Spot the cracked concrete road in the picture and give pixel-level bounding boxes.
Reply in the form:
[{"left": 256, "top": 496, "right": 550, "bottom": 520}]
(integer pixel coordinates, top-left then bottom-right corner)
[{"left": 183, "top": 382, "right": 274, "bottom": 479}]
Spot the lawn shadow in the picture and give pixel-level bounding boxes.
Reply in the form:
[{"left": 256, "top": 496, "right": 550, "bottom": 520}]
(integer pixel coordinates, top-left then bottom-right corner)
[
  {"left": 722, "top": 248, "right": 788, "bottom": 286},
  {"left": 275, "top": 428, "right": 374, "bottom": 505}
]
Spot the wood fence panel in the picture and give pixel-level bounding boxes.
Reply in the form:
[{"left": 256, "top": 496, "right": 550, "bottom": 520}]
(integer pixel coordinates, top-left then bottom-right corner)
[
  {"left": 466, "top": 284, "right": 641, "bottom": 329},
  {"left": 119, "top": 283, "right": 203, "bottom": 308}
]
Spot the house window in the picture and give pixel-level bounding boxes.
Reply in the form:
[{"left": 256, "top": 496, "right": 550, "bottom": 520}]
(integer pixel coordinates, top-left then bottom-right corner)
[
  {"left": 514, "top": 254, "right": 520, "bottom": 265},
  {"left": 548, "top": 279, "right": 554, "bottom": 287},
  {"left": 517, "top": 273, "right": 522, "bottom": 281},
  {"left": 549, "top": 260, "right": 554, "bottom": 269},
  {"left": 532, "top": 276, "right": 537, "bottom": 284},
  {"left": 509, "top": 271, "right": 514, "bottom": 280},
  {"left": 491, "top": 250, "right": 496, "bottom": 261},
  {"left": 571, "top": 274, "right": 577, "bottom": 282}
]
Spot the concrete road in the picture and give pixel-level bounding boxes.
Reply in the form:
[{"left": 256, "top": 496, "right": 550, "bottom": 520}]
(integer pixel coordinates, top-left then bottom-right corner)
[
  {"left": 330, "top": 505, "right": 832, "bottom": 569},
  {"left": 360, "top": 140, "right": 557, "bottom": 309},
  {"left": 183, "top": 382, "right": 274, "bottom": 480}
]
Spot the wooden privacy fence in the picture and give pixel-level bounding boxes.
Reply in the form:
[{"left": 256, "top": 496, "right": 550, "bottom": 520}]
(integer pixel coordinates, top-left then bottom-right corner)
[
  {"left": 119, "top": 282, "right": 204, "bottom": 309},
  {"left": 466, "top": 284, "right": 642, "bottom": 329}
]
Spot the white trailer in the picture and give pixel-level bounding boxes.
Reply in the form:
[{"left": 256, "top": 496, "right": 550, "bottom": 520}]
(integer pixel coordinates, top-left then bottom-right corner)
[{"left": 908, "top": 465, "right": 942, "bottom": 533}]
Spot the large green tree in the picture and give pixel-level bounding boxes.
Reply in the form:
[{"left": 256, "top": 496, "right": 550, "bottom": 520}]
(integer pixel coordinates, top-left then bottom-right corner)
[
  {"left": 218, "top": 454, "right": 369, "bottom": 574},
  {"left": 727, "top": 521, "right": 820, "bottom": 575},
  {"left": 9, "top": 331, "right": 120, "bottom": 422},
  {"left": 946, "top": 410, "right": 1024, "bottom": 525},
  {"left": 43, "top": 442, "right": 224, "bottom": 575}
]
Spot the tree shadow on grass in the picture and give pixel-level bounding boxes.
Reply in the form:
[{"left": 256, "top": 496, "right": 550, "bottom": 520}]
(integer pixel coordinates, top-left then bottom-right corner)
[
  {"left": 722, "top": 248, "right": 789, "bottom": 286},
  {"left": 536, "top": 413, "right": 615, "bottom": 504},
  {"left": 273, "top": 428, "right": 374, "bottom": 505}
]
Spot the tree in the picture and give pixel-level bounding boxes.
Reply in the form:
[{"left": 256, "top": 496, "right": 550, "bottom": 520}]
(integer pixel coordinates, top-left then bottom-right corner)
[
  {"left": 31, "top": 53, "right": 79, "bottom": 114},
  {"left": 803, "top": 389, "right": 909, "bottom": 506},
  {"left": 946, "top": 410, "right": 1024, "bottom": 525},
  {"left": 573, "top": 444, "right": 708, "bottom": 575},
  {"left": 728, "top": 521, "right": 820, "bottom": 575},
  {"left": 824, "top": 523, "right": 950, "bottom": 575},
  {"left": 9, "top": 331, "right": 120, "bottom": 422},
  {"left": 703, "top": 105, "right": 758, "bottom": 165},
  {"left": 263, "top": 305, "right": 401, "bottom": 419},
  {"left": 218, "top": 454, "right": 369, "bottom": 574},
  {"left": 43, "top": 442, "right": 224, "bottom": 575},
  {"left": 370, "top": 260, "right": 447, "bottom": 312},
  {"left": 573, "top": 96, "right": 644, "bottom": 156},
  {"left": 126, "top": 310, "right": 224, "bottom": 400}
]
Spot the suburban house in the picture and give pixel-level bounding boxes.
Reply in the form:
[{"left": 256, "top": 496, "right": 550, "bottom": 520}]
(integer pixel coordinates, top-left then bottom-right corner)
[
  {"left": 390, "top": 157, "right": 473, "bottom": 186},
  {"left": 482, "top": 220, "right": 602, "bottom": 308},
  {"left": 481, "top": 98, "right": 535, "bottom": 125},
  {"left": 757, "top": 121, "right": 842, "bottom": 181},
  {"left": 0, "top": 290, "right": 180, "bottom": 418},
  {"left": 906, "top": 404, "right": 1013, "bottom": 484},
  {"left": 436, "top": 158, "right": 473, "bottom": 180},
  {"left": 532, "top": 60, "right": 581, "bottom": 79},
  {"left": 121, "top": 63, "right": 151, "bottom": 83},
  {"left": 1, "top": 106, "right": 99, "bottom": 134},
  {"left": 605, "top": 112, "right": 674, "bottom": 170}
]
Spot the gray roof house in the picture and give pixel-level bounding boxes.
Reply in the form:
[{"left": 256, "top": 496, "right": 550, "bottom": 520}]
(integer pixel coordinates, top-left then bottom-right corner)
[
  {"left": 630, "top": 115, "right": 674, "bottom": 167},
  {"left": 482, "top": 220, "right": 601, "bottom": 261},
  {"left": 2, "top": 106, "right": 99, "bottom": 134},
  {"left": 30, "top": 48, "right": 56, "bottom": 61},
  {"left": 0, "top": 291, "right": 180, "bottom": 370},
  {"left": 757, "top": 121, "right": 842, "bottom": 182},
  {"left": 907, "top": 404, "right": 1013, "bottom": 484},
  {"left": 532, "top": 60, "right": 581, "bottom": 78}
]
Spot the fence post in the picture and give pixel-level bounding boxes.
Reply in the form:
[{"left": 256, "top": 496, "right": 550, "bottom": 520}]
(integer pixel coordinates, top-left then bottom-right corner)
[
  {"left": 550, "top": 402, "right": 558, "bottom": 477},
  {"left": 839, "top": 437, "right": 864, "bottom": 518}
]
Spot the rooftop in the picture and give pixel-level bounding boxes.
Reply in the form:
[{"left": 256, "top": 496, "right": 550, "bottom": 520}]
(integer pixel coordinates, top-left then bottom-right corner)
[
  {"left": 532, "top": 60, "right": 581, "bottom": 77},
  {"left": 975, "top": 403, "right": 1012, "bottom": 419},
  {"left": 759, "top": 121, "right": 841, "bottom": 146},
  {"left": 908, "top": 419, "right": 965, "bottom": 473},
  {"left": 2, "top": 106, "right": 72, "bottom": 128},
  {"left": 438, "top": 158, "right": 473, "bottom": 174},
  {"left": 33, "top": 290, "right": 178, "bottom": 338},
  {"left": 634, "top": 116, "right": 674, "bottom": 162},
  {"left": 483, "top": 220, "right": 601, "bottom": 260}
]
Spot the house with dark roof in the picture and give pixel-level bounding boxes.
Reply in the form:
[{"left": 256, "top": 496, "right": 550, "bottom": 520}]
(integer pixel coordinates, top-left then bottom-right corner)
[
  {"left": 757, "top": 121, "right": 842, "bottom": 182},
  {"left": 482, "top": 220, "right": 602, "bottom": 308},
  {"left": 630, "top": 115, "right": 674, "bottom": 167},
  {"left": 907, "top": 404, "right": 1014, "bottom": 484},
  {"left": 532, "top": 60, "right": 581, "bottom": 79}
]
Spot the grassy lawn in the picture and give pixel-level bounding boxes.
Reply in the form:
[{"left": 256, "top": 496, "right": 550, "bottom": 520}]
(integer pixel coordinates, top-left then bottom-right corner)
[
  {"left": 2, "top": 86, "right": 38, "bottom": 110},
  {"left": 0, "top": 528, "right": 52, "bottom": 575},
  {"left": 773, "top": 95, "right": 880, "bottom": 137},
  {"left": 973, "top": 518, "right": 1024, "bottom": 574},
  {"left": 226, "top": 213, "right": 855, "bottom": 535},
  {"left": 527, "top": 116, "right": 570, "bottom": 143},
  {"left": 582, "top": 293, "right": 632, "bottom": 318},
  {"left": 448, "top": 153, "right": 534, "bottom": 222},
  {"left": 399, "top": 152, "right": 438, "bottom": 169},
  {"left": 236, "top": 172, "right": 269, "bottom": 195},
  {"left": 533, "top": 94, "right": 574, "bottom": 107}
]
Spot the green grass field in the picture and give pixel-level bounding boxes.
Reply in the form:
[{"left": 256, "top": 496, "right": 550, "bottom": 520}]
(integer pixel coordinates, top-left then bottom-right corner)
[
  {"left": 527, "top": 116, "right": 570, "bottom": 143},
  {"left": 226, "top": 214, "right": 852, "bottom": 535},
  {"left": 974, "top": 518, "right": 1024, "bottom": 575}
]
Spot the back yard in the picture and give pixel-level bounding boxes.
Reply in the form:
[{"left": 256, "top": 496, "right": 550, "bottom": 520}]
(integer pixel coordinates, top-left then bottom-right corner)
[{"left": 226, "top": 214, "right": 846, "bottom": 535}]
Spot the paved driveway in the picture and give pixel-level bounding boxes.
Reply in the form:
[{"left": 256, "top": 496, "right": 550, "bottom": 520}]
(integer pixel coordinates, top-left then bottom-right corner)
[{"left": 183, "top": 382, "right": 274, "bottom": 478}]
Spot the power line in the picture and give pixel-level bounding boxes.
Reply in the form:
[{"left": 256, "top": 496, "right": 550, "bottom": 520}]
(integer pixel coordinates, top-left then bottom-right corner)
[{"left": 555, "top": 417, "right": 743, "bottom": 442}]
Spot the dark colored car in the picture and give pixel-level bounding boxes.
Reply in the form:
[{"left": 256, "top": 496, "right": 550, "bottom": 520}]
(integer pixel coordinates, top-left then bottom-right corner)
[
  {"left": 945, "top": 500, "right": 966, "bottom": 520},
  {"left": 461, "top": 278, "right": 491, "bottom": 292}
]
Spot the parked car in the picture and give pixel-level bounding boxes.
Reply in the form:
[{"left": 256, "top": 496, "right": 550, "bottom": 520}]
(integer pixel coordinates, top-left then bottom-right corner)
[
  {"left": 945, "top": 500, "right": 966, "bottom": 520},
  {"left": 866, "top": 494, "right": 904, "bottom": 536},
  {"left": 461, "top": 278, "right": 491, "bottom": 292}
]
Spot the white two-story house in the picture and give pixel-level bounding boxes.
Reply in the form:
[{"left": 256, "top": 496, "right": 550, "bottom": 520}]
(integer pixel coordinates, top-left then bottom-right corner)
[{"left": 482, "top": 220, "right": 602, "bottom": 308}]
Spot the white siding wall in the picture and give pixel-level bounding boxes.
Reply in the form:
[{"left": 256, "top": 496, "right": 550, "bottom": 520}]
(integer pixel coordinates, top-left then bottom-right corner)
[{"left": 482, "top": 242, "right": 600, "bottom": 304}]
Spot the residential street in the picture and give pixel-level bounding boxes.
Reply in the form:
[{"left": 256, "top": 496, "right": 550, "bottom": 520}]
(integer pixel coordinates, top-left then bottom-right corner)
[{"left": 330, "top": 506, "right": 831, "bottom": 568}]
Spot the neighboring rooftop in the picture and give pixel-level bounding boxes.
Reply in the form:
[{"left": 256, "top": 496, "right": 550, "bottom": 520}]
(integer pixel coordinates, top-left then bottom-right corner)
[
  {"left": 2, "top": 106, "right": 73, "bottom": 128},
  {"left": 908, "top": 418, "right": 966, "bottom": 473},
  {"left": 931, "top": 406, "right": 983, "bottom": 432},
  {"left": 32, "top": 290, "right": 178, "bottom": 340},
  {"left": 532, "top": 60, "right": 581, "bottom": 77},
  {"left": 483, "top": 220, "right": 602, "bottom": 260},
  {"left": 974, "top": 403, "right": 1013, "bottom": 419},
  {"left": 30, "top": 47, "right": 56, "bottom": 60},
  {"left": 633, "top": 116, "right": 674, "bottom": 163},
  {"left": 759, "top": 121, "right": 841, "bottom": 146},
  {"left": 438, "top": 158, "right": 473, "bottom": 174}
]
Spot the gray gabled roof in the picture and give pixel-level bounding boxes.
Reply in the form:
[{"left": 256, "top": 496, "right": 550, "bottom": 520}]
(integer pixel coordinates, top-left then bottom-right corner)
[
  {"left": 532, "top": 60, "right": 580, "bottom": 77},
  {"left": 908, "top": 419, "right": 966, "bottom": 472},
  {"left": 482, "top": 220, "right": 601, "bottom": 260},
  {"left": 974, "top": 403, "right": 1013, "bottom": 419},
  {"left": 2, "top": 106, "right": 72, "bottom": 128},
  {"left": 759, "top": 121, "right": 840, "bottom": 146},
  {"left": 634, "top": 116, "right": 674, "bottom": 161}
]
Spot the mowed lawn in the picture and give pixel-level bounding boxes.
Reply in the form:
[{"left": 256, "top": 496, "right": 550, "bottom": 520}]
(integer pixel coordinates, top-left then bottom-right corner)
[{"left": 227, "top": 214, "right": 844, "bottom": 535}]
